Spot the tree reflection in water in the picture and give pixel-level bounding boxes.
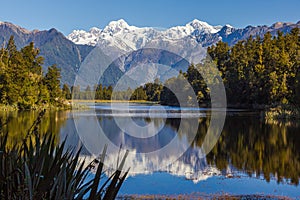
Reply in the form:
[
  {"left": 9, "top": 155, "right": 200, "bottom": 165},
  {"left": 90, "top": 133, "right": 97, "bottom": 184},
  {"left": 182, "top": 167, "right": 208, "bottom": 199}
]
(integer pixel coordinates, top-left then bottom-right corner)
[
  {"left": 2, "top": 109, "right": 299, "bottom": 185},
  {"left": 0, "top": 111, "right": 68, "bottom": 149}
]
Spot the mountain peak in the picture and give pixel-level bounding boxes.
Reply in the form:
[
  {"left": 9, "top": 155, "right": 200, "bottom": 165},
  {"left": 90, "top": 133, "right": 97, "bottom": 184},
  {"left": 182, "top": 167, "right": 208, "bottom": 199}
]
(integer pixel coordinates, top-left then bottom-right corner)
[
  {"left": 218, "top": 24, "right": 235, "bottom": 36},
  {"left": 224, "top": 24, "right": 234, "bottom": 28},
  {"left": 0, "top": 21, "right": 32, "bottom": 34},
  {"left": 271, "top": 22, "right": 284, "bottom": 29},
  {"left": 187, "top": 19, "right": 221, "bottom": 34},
  {"left": 109, "top": 19, "right": 129, "bottom": 26},
  {"left": 189, "top": 19, "right": 210, "bottom": 26},
  {"left": 104, "top": 19, "right": 132, "bottom": 33},
  {"left": 67, "top": 19, "right": 300, "bottom": 48}
]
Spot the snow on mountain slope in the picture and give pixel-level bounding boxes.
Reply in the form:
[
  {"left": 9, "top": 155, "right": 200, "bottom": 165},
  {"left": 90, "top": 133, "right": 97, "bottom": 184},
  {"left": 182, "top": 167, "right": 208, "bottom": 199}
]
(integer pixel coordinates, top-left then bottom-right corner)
[
  {"left": 67, "top": 19, "right": 222, "bottom": 50},
  {"left": 65, "top": 19, "right": 300, "bottom": 87},
  {"left": 67, "top": 27, "right": 102, "bottom": 46},
  {"left": 68, "top": 19, "right": 222, "bottom": 85}
]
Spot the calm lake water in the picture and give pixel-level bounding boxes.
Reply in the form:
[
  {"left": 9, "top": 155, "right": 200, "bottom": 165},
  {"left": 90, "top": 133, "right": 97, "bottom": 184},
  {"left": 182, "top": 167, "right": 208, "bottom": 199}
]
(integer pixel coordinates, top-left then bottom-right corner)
[{"left": 1, "top": 103, "right": 300, "bottom": 198}]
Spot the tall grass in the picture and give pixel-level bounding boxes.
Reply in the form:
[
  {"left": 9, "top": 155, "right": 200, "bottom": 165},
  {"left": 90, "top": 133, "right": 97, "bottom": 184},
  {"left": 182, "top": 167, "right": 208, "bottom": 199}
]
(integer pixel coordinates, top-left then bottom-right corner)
[
  {"left": 0, "top": 110, "right": 129, "bottom": 200},
  {"left": 264, "top": 104, "right": 300, "bottom": 121}
]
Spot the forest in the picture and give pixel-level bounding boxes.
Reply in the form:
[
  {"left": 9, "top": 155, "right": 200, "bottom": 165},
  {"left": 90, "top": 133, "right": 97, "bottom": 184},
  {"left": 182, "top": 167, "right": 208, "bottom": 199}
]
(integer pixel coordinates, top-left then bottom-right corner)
[
  {"left": 71, "top": 28, "right": 300, "bottom": 110},
  {"left": 207, "top": 28, "right": 300, "bottom": 107},
  {"left": 2, "top": 28, "right": 300, "bottom": 110},
  {"left": 0, "top": 36, "right": 63, "bottom": 110}
]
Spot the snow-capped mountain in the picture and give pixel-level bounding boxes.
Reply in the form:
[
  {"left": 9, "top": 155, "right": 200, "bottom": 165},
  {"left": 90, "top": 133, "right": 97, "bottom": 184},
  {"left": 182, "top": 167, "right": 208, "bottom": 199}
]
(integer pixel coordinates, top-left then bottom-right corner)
[
  {"left": 1, "top": 19, "right": 299, "bottom": 86},
  {"left": 67, "top": 19, "right": 222, "bottom": 51},
  {"left": 68, "top": 27, "right": 102, "bottom": 46},
  {"left": 68, "top": 19, "right": 300, "bottom": 50},
  {"left": 68, "top": 19, "right": 300, "bottom": 87}
]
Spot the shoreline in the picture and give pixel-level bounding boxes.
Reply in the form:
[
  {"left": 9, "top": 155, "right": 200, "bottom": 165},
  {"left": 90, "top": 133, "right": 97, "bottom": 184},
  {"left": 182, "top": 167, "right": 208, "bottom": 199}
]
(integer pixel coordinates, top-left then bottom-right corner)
[
  {"left": 1, "top": 101, "right": 299, "bottom": 120},
  {"left": 118, "top": 194, "right": 293, "bottom": 200},
  {"left": 70, "top": 99, "right": 159, "bottom": 104}
]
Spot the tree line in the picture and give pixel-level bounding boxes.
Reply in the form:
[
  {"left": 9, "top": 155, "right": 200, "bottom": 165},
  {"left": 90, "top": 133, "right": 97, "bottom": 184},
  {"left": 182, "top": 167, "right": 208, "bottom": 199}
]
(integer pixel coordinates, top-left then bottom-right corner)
[
  {"left": 208, "top": 28, "right": 300, "bottom": 107},
  {"left": 60, "top": 28, "right": 300, "bottom": 109},
  {"left": 23, "top": 28, "right": 300, "bottom": 107},
  {"left": 66, "top": 83, "right": 157, "bottom": 101},
  {"left": 0, "top": 36, "right": 63, "bottom": 109}
]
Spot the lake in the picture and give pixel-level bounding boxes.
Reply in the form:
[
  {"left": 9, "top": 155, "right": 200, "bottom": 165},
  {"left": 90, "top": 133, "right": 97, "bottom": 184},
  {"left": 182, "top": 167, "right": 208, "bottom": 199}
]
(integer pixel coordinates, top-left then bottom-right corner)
[{"left": 1, "top": 103, "right": 300, "bottom": 198}]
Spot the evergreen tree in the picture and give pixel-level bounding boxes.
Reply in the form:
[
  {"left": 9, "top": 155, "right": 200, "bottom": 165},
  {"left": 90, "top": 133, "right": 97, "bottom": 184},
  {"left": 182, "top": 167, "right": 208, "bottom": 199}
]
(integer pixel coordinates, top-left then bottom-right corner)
[
  {"left": 44, "top": 65, "right": 62, "bottom": 103},
  {"left": 207, "top": 28, "right": 300, "bottom": 107},
  {"left": 0, "top": 36, "right": 65, "bottom": 109},
  {"left": 95, "top": 84, "right": 103, "bottom": 99},
  {"left": 62, "top": 84, "right": 71, "bottom": 100},
  {"left": 131, "top": 86, "right": 147, "bottom": 100}
]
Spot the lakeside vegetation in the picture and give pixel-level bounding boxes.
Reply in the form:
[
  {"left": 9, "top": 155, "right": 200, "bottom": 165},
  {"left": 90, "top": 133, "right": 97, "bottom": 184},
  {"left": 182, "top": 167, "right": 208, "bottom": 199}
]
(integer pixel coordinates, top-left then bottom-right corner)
[
  {"left": 0, "top": 21, "right": 299, "bottom": 199},
  {"left": 163, "top": 115, "right": 300, "bottom": 186},
  {"left": 71, "top": 99, "right": 157, "bottom": 104},
  {"left": 68, "top": 28, "right": 300, "bottom": 118},
  {"left": 0, "top": 111, "right": 129, "bottom": 199},
  {"left": 2, "top": 28, "right": 299, "bottom": 117},
  {"left": 0, "top": 36, "right": 69, "bottom": 110},
  {"left": 208, "top": 28, "right": 300, "bottom": 110}
]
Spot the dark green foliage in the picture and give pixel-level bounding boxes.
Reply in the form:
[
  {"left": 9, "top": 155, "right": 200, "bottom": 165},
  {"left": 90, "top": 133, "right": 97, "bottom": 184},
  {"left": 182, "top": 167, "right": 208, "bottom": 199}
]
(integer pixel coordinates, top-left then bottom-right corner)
[
  {"left": 208, "top": 28, "right": 300, "bottom": 107},
  {"left": 72, "top": 82, "right": 162, "bottom": 102},
  {"left": 0, "top": 36, "right": 64, "bottom": 109},
  {"left": 204, "top": 116, "right": 300, "bottom": 185},
  {"left": 71, "top": 28, "right": 300, "bottom": 107},
  {"left": 143, "top": 79, "right": 163, "bottom": 102},
  {"left": 156, "top": 28, "right": 300, "bottom": 107},
  {"left": 95, "top": 84, "right": 103, "bottom": 100},
  {"left": 43, "top": 65, "right": 62, "bottom": 103},
  {"left": 160, "top": 84, "right": 180, "bottom": 106},
  {"left": 130, "top": 86, "right": 147, "bottom": 101},
  {"left": 0, "top": 111, "right": 129, "bottom": 199},
  {"left": 62, "top": 84, "right": 72, "bottom": 100}
]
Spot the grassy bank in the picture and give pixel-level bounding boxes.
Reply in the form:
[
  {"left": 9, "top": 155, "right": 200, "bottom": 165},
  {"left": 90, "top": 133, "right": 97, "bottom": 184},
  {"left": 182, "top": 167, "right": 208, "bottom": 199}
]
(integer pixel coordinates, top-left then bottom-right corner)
[
  {"left": 71, "top": 99, "right": 158, "bottom": 104},
  {"left": 0, "top": 104, "right": 71, "bottom": 111},
  {"left": 263, "top": 104, "right": 300, "bottom": 120},
  {"left": 0, "top": 100, "right": 90, "bottom": 111}
]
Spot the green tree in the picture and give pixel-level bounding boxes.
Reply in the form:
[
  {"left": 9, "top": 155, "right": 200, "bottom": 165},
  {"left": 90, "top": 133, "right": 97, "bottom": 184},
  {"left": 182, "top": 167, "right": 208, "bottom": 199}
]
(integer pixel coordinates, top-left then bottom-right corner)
[
  {"left": 131, "top": 86, "right": 147, "bottom": 100},
  {"left": 0, "top": 37, "right": 49, "bottom": 108},
  {"left": 62, "top": 84, "right": 71, "bottom": 100},
  {"left": 0, "top": 36, "right": 65, "bottom": 109},
  {"left": 44, "top": 65, "right": 62, "bottom": 103},
  {"left": 143, "top": 81, "right": 163, "bottom": 102},
  {"left": 71, "top": 85, "right": 81, "bottom": 99},
  {"left": 5, "top": 36, "right": 26, "bottom": 106},
  {"left": 95, "top": 84, "right": 103, "bottom": 99},
  {"left": 207, "top": 28, "right": 300, "bottom": 107},
  {"left": 207, "top": 41, "right": 230, "bottom": 78}
]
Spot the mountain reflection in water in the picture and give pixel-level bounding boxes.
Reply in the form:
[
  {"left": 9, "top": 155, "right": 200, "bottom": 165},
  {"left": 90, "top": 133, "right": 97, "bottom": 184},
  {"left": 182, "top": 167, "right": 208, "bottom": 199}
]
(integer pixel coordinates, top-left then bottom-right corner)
[
  {"left": 1, "top": 104, "right": 299, "bottom": 196},
  {"left": 60, "top": 104, "right": 300, "bottom": 186}
]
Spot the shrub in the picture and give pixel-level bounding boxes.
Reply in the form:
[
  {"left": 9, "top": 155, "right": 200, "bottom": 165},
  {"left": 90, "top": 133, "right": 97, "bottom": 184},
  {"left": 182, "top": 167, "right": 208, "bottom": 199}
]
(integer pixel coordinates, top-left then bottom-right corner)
[{"left": 0, "top": 111, "right": 129, "bottom": 200}]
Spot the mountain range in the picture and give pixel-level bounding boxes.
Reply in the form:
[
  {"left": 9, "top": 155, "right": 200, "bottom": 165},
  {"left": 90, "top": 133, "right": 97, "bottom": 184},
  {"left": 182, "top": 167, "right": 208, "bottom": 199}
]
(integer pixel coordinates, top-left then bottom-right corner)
[
  {"left": 0, "top": 21, "right": 93, "bottom": 85},
  {"left": 0, "top": 19, "right": 299, "bottom": 86},
  {"left": 68, "top": 19, "right": 300, "bottom": 48}
]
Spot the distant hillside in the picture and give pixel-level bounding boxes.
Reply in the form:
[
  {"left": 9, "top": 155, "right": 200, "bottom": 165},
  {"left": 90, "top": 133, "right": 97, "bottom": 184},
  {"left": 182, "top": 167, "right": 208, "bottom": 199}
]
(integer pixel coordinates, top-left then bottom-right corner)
[
  {"left": 68, "top": 19, "right": 300, "bottom": 48},
  {"left": 0, "top": 19, "right": 299, "bottom": 88},
  {"left": 0, "top": 22, "right": 94, "bottom": 85}
]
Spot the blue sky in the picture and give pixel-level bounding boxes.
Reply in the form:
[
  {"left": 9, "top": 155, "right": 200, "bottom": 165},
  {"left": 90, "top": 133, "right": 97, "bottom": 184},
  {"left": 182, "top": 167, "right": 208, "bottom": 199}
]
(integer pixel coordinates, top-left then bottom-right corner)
[{"left": 0, "top": 0, "right": 299, "bottom": 35}]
